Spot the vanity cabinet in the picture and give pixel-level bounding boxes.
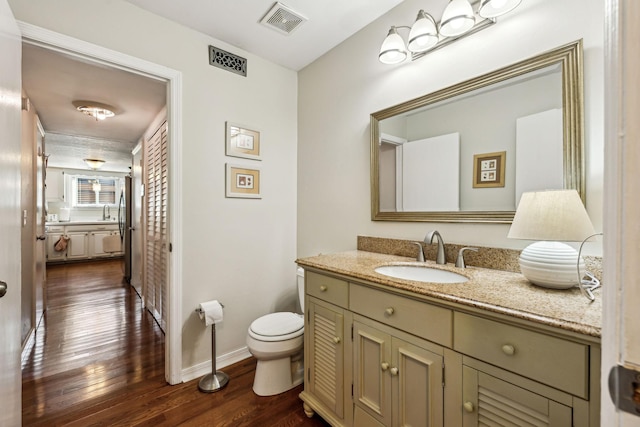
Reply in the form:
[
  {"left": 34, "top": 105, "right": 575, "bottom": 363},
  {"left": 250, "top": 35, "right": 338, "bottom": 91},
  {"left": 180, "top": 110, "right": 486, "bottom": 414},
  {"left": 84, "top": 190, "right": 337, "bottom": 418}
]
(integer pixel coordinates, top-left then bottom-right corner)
[
  {"left": 299, "top": 268, "right": 600, "bottom": 427},
  {"left": 303, "top": 271, "right": 353, "bottom": 426},
  {"left": 352, "top": 317, "right": 444, "bottom": 427}
]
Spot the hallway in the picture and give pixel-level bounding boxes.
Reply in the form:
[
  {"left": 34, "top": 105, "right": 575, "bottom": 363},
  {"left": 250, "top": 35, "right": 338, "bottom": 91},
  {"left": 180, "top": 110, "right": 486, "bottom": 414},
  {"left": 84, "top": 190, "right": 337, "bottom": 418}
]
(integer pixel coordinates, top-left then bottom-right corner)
[{"left": 22, "top": 260, "right": 327, "bottom": 426}]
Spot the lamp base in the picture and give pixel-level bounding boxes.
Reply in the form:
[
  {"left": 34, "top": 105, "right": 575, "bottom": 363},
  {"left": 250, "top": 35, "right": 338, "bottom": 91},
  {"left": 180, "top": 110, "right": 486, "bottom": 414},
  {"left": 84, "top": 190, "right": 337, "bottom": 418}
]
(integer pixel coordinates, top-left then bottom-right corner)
[{"left": 519, "top": 241, "right": 585, "bottom": 289}]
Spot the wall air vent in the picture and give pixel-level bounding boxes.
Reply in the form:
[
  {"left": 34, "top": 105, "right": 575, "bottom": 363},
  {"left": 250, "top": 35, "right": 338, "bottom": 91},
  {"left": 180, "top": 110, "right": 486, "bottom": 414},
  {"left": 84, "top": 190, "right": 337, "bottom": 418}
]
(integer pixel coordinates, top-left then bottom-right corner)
[
  {"left": 208, "top": 45, "right": 247, "bottom": 77},
  {"left": 260, "top": 2, "right": 307, "bottom": 35}
]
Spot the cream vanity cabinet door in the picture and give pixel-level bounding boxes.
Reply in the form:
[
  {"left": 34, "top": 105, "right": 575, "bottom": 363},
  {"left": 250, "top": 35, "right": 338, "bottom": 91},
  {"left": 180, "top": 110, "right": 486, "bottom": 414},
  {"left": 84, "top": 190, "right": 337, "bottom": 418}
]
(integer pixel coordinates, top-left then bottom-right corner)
[
  {"left": 301, "top": 270, "right": 352, "bottom": 427},
  {"left": 66, "top": 231, "right": 89, "bottom": 259},
  {"left": 462, "top": 366, "right": 571, "bottom": 426},
  {"left": 305, "top": 298, "right": 347, "bottom": 424},
  {"left": 353, "top": 318, "right": 444, "bottom": 427}
]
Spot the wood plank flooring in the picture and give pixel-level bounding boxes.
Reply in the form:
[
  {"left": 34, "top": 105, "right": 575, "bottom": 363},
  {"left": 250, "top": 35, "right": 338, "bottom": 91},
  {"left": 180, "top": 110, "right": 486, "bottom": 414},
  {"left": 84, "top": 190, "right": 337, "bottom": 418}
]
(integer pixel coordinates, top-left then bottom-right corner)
[{"left": 22, "top": 259, "right": 329, "bottom": 426}]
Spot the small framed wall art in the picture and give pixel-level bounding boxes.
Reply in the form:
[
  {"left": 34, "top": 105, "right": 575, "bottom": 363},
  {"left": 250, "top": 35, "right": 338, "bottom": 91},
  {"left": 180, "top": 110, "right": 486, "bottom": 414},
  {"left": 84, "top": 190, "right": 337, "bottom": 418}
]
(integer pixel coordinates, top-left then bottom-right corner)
[
  {"left": 226, "top": 122, "right": 261, "bottom": 160},
  {"left": 226, "top": 163, "right": 261, "bottom": 199},
  {"left": 473, "top": 151, "right": 506, "bottom": 188}
]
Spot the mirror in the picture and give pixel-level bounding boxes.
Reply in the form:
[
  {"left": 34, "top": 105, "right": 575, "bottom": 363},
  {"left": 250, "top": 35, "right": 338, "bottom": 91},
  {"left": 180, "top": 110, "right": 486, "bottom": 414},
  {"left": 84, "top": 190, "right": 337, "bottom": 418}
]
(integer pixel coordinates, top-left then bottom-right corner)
[{"left": 371, "top": 40, "right": 584, "bottom": 223}]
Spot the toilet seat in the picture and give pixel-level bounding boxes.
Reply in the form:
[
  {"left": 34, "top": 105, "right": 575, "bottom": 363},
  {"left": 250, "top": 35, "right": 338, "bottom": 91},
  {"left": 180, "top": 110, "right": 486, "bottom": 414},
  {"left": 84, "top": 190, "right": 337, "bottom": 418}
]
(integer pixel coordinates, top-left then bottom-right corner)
[{"left": 249, "top": 312, "right": 304, "bottom": 342}]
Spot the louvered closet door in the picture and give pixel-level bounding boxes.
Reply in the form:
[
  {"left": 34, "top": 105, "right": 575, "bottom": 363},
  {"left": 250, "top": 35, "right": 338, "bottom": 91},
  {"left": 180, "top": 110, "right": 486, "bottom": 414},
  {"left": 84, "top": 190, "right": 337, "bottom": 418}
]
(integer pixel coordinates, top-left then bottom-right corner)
[
  {"left": 144, "top": 121, "right": 168, "bottom": 331},
  {"left": 462, "top": 366, "right": 572, "bottom": 427}
]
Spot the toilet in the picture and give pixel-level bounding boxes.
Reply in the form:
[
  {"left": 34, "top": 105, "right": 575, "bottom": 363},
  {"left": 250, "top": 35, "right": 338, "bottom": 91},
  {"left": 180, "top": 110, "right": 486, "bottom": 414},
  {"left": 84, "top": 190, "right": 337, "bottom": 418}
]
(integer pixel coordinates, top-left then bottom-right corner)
[{"left": 246, "top": 267, "right": 305, "bottom": 396}]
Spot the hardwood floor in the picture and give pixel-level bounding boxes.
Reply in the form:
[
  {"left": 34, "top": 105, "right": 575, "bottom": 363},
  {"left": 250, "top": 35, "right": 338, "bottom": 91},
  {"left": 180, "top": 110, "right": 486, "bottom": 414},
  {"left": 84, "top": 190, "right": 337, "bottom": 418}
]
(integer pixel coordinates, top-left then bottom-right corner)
[{"left": 22, "top": 259, "right": 329, "bottom": 426}]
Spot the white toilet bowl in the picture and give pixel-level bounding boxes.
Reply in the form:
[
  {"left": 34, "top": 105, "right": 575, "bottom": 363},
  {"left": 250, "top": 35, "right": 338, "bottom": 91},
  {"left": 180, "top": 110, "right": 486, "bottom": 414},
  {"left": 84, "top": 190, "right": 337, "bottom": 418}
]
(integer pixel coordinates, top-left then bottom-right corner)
[{"left": 246, "top": 268, "right": 305, "bottom": 396}]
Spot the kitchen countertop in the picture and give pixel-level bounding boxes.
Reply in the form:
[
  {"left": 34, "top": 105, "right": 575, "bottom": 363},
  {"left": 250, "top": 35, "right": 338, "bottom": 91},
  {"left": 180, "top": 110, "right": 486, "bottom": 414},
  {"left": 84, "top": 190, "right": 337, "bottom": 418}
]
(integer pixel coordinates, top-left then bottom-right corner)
[
  {"left": 296, "top": 250, "right": 602, "bottom": 338},
  {"left": 46, "top": 220, "right": 119, "bottom": 226}
]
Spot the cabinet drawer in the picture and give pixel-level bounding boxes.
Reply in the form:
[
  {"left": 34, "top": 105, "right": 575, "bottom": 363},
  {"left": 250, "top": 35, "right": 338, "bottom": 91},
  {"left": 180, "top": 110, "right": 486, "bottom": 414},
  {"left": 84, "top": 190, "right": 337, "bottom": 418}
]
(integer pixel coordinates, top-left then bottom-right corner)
[
  {"left": 306, "top": 271, "right": 349, "bottom": 308},
  {"left": 350, "top": 283, "right": 452, "bottom": 347},
  {"left": 454, "top": 312, "right": 588, "bottom": 398}
]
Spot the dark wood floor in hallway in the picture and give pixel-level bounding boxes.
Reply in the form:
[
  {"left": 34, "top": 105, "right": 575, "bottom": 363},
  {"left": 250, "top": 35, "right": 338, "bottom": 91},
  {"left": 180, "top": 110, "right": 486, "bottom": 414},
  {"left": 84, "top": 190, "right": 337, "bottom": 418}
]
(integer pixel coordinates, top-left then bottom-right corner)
[{"left": 22, "top": 259, "right": 329, "bottom": 426}]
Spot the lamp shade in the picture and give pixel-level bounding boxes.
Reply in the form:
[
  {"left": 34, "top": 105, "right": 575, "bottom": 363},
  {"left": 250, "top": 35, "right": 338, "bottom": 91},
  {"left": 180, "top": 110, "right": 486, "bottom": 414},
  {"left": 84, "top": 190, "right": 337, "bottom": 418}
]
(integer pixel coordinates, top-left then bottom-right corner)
[
  {"left": 508, "top": 190, "right": 595, "bottom": 289},
  {"left": 379, "top": 27, "right": 407, "bottom": 64},
  {"left": 408, "top": 10, "right": 438, "bottom": 52},
  {"left": 439, "top": 0, "right": 475, "bottom": 37},
  {"left": 478, "top": 0, "right": 522, "bottom": 18},
  {"left": 508, "top": 190, "right": 595, "bottom": 241}
]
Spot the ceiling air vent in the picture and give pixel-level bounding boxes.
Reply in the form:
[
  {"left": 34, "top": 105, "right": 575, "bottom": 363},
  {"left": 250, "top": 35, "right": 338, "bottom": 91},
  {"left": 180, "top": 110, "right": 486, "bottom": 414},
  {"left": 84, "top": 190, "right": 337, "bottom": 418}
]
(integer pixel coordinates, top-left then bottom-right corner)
[{"left": 260, "top": 2, "right": 307, "bottom": 35}]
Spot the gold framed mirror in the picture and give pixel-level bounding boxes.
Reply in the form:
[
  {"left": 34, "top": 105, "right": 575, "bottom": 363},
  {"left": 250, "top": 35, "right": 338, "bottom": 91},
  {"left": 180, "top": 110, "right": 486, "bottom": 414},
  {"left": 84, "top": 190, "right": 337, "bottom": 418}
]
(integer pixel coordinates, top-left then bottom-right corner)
[{"left": 371, "top": 40, "right": 584, "bottom": 223}]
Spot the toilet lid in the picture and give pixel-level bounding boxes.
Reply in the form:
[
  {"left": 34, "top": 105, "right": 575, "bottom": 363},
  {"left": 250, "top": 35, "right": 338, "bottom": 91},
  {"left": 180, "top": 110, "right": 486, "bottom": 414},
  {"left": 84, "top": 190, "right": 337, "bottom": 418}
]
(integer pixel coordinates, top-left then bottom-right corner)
[{"left": 249, "top": 312, "right": 304, "bottom": 339}]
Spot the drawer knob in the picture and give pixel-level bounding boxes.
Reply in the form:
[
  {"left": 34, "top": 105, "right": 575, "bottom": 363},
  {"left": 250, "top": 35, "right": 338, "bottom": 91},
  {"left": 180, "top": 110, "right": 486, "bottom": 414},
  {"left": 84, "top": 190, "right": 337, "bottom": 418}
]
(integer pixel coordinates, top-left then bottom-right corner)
[
  {"left": 501, "top": 344, "right": 516, "bottom": 356},
  {"left": 390, "top": 367, "right": 399, "bottom": 376},
  {"left": 333, "top": 336, "right": 341, "bottom": 344},
  {"left": 463, "top": 402, "right": 475, "bottom": 413},
  {"left": 319, "top": 285, "right": 328, "bottom": 292},
  {"left": 381, "top": 362, "right": 389, "bottom": 371},
  {"left": 385, "top": 307, "right": 395, "bottom": 316}
]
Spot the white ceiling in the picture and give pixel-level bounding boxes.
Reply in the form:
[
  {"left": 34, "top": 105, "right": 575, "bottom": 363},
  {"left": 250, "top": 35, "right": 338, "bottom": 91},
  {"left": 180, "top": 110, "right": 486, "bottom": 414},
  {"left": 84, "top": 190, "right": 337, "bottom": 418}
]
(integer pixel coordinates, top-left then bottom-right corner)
[
  {"left": 21, "top": 1, "right": 405, "bottom": 173},
  {"left": 22, "top": 43, "right": 167, "bottom": 173},
  {"left": 124, "top": 0, "right": 405, "bottom": 71}
]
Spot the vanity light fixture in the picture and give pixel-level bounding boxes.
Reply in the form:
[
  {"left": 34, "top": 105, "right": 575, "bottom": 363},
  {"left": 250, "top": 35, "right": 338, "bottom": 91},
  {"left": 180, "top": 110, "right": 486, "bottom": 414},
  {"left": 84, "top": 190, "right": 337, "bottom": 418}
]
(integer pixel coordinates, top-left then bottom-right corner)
[
  {"left": 378, "top": 0, "right": 522, "bottom": 64},
  {"left": 83, "top": 158, "right": 105, "bottom": 170},
  {"left": 507, "top": 190, "right": 596, "bottom": 290},
  {"left": 73, "top": 100, "right": 116, "bottom": 121}
]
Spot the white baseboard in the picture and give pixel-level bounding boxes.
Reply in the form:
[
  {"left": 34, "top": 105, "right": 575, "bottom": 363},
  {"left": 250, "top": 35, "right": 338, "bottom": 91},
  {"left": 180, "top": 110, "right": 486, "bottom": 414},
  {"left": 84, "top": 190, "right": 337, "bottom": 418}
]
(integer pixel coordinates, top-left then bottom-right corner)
[{"left": 181, "top": 346, "right": 252, "bottom": 383}]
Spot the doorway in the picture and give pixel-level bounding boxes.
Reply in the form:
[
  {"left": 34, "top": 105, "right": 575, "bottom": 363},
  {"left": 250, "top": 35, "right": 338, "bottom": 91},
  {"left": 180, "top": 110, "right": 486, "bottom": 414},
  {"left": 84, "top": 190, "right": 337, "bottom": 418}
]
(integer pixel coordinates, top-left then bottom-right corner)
[{"left": 19, "top": 22, "right": 183, "bottom": 384}]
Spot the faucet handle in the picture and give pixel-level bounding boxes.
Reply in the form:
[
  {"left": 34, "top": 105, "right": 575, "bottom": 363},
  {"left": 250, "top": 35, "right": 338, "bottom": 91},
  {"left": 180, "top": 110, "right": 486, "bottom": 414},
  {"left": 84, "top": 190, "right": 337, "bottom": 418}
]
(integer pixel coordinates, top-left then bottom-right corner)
[
  {"left": 411, "top": 242, "right": 425, "bottom": 262},
  {"left": 456, "top": 247, "right": 478, "bottom": 269}
]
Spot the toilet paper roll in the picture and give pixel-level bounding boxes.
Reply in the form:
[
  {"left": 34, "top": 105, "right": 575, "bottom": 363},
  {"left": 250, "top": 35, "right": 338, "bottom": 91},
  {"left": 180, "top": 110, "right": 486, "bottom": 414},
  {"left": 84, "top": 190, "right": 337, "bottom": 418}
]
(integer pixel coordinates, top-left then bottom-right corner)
[{"left": 198, "top": 300, "right": 224, "bottom": 326}]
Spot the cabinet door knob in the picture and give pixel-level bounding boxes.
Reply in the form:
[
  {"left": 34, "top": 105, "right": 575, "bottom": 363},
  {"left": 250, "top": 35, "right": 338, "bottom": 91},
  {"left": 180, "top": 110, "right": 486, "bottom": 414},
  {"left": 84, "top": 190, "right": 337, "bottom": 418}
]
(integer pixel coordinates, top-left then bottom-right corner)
[
  {"left": 390, "top": 367, "right": 399, "bottom": 376},
  {"left": 319, "top": 285, "right": 327, "bottom": 292},
  {"left": 463, "top": 401, "right": 474, "bottom": 413},
  {"left": 333, "top": 336, "right": 341, "bottom": 344},
  {"left": 385, "top": 307, "right": 395, "bottom": 316},
  {"left": 501, "top": 344, "right": 516, "bottom": 356},
  {"left": 381, "top": 362, "right": 389, "bottom": 371}
]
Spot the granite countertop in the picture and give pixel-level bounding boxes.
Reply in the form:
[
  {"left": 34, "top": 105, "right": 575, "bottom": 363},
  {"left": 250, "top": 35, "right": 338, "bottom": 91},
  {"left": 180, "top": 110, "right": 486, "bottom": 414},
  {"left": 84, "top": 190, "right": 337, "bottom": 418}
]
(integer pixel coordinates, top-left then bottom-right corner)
[{"left": 296, "top": 250, "right": 602, "bottom": 338}]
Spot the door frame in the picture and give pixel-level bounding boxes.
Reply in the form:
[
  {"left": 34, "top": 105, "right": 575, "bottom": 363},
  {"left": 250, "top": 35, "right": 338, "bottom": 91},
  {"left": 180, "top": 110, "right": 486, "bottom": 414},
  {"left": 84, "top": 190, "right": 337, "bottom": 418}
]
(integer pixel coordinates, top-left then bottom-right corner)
[{"left": 18, "top": 22, "right": 184, "bottom": 385}]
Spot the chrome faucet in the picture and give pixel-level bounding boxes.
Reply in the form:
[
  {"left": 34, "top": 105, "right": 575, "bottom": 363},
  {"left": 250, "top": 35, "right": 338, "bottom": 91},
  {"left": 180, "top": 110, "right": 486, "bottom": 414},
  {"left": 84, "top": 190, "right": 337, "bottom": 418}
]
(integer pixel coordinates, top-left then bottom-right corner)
[
  {"left": 424, "top": 230, "right": 446, "bottom": 264},
  {"left": 455, "top": 247, "right": 478, "bottom": 269},
  {"left": 103, "top": 204, "right": 111, "bottom": 220}
]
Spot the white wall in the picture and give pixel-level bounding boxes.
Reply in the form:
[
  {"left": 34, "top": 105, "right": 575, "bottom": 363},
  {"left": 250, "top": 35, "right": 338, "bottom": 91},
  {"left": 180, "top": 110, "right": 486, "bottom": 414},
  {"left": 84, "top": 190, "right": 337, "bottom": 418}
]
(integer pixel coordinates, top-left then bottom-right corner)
[
  {"left": 298, "top": 0, "right": 604, "bottom": 257},
  {"left": 10, "top": 0, "right": 298, "bottom": 373}
]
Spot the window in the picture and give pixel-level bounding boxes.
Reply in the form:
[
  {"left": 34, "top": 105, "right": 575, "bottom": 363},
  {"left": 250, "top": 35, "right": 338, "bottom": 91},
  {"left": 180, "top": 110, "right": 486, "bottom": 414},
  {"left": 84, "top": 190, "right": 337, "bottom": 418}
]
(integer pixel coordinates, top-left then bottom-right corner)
[{"left": 69, "top": 175, "right": 124, "bottom": 207}]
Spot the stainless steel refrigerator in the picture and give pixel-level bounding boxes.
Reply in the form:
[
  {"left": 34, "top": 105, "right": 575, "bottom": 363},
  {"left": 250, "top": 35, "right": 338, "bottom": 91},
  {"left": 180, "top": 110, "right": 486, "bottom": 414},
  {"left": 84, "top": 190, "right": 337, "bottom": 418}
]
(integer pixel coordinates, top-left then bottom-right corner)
[{"left": 118, "top": 176, "right": 132, "bottom": 283}]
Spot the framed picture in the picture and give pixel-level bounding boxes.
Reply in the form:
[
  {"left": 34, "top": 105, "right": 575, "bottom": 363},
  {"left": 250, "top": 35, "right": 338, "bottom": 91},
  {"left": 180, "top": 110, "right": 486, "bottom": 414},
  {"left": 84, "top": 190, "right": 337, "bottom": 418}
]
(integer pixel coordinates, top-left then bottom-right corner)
[
  {"left": 226, "top": 163, "right": 261, "bottom": 198},
  {"left": 226, "top": 122, "right": 261, "bottom": 160},
  {"left": 473, "top": 151, "right": 506, "bottom": 188}
]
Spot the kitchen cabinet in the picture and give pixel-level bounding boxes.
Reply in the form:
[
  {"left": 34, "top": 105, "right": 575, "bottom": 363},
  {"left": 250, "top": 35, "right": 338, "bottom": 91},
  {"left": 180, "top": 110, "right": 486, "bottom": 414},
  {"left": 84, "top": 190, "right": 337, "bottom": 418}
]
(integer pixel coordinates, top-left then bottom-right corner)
[
  {"left": 45, "top": 168, "right": 64, "bottom": 202},
  {"left": 45, "top": 226, "right": 66, "bottom": 262},
  {"left": 46, "top": 223, "right": 122, "bottom": 262},
  {"left": 298, "top": 267, "right": 600, "bottom": 427},
  {"left": 66, "top": 231, "right": 89, "bottom": 259}
]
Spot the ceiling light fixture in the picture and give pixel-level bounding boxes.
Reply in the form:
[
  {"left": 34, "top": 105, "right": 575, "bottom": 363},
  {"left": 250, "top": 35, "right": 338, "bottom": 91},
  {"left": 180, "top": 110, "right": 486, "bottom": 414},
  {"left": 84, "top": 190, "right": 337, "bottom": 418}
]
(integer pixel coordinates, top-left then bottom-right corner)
[
  {"left": 84, "top": 158, "right": 105, "bottom": 170},
  {"left": 72, "top": 100, "right": 116, "bottom": 121},
  {"left": 379, "top": 0, "right": 522, "bottom": 65}
]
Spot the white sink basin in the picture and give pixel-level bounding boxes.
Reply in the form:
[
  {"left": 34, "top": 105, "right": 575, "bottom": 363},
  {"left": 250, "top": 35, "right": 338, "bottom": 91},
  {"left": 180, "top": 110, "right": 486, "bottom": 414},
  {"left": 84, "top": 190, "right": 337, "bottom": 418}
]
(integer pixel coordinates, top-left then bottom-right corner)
[{"left": 375, "top": 265, "right": 469, "bottom": 284}]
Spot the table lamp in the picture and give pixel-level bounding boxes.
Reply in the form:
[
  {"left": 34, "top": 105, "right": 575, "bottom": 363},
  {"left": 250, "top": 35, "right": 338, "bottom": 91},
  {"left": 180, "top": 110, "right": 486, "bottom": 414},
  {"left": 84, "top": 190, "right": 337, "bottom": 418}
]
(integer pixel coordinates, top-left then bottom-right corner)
[{"left": 508, "top": 189, "right": 595, "bottom": 289}]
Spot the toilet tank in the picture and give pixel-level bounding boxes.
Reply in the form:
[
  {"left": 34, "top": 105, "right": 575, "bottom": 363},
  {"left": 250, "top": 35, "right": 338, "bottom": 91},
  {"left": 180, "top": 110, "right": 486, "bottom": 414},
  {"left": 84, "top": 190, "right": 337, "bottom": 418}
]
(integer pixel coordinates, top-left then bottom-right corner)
[{"left": 297, "top": 267, "right": 305, "bottom": 312}]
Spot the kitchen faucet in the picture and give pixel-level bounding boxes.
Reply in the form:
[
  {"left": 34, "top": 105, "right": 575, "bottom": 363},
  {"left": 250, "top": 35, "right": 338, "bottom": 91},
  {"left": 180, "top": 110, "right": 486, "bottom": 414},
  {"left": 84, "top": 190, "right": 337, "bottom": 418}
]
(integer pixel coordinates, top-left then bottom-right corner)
[
  {"left": 103, "top": 204, "right": 111, "bottom": 220},
  {"left": 424, "top": 230, "right": 446, "bottom": 265}
]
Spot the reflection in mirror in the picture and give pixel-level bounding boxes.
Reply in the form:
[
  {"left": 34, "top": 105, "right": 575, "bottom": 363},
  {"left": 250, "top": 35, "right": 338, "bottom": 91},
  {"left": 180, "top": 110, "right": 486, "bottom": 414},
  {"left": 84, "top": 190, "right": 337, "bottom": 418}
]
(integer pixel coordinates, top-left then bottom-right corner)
[{"left": 371, "top": 40, "right": 584, "bottom": 223}]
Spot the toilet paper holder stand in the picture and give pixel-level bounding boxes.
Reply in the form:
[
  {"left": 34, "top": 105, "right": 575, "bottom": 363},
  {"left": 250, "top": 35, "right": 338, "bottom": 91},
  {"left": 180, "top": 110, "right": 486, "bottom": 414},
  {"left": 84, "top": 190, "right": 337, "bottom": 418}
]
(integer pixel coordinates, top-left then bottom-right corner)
[{"left": 195, "top": 303, "right": 229, "bottom": 393}]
